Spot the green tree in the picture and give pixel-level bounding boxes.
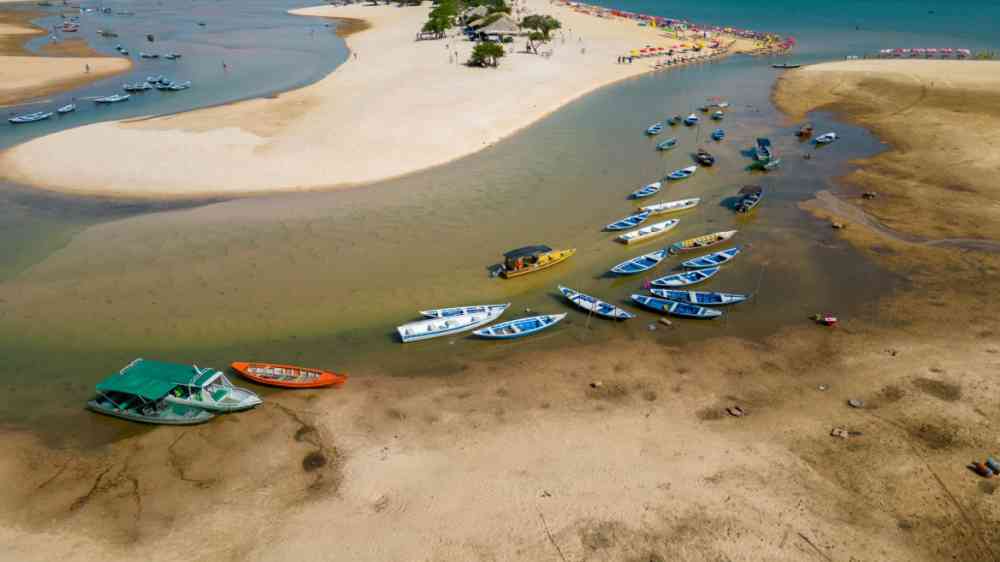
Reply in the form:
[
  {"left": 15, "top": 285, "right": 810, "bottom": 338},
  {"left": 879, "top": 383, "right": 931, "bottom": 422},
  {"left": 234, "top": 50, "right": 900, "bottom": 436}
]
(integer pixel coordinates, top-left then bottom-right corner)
[
  {"left": 468, "top": 42, "right": 505, "bottom": 67},
  {"left": 521, "top": 14, "right": 560, "bottom": 54}
]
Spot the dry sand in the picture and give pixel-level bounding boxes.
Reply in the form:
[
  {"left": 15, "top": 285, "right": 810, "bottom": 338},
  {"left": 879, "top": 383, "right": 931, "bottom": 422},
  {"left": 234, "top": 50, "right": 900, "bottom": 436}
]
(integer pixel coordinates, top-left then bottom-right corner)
[
  {"left": 0, "top": 8, "right": 131, "bottom": 107},
  {"left": 0, "top": 0, "right": 755, "bottom": 197}
]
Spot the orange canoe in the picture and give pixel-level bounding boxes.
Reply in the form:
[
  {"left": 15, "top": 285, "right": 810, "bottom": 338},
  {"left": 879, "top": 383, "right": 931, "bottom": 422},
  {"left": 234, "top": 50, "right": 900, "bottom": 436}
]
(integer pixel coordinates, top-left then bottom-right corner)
[{"left": 230, "top": 362, "right": 347, "bottom": 389}]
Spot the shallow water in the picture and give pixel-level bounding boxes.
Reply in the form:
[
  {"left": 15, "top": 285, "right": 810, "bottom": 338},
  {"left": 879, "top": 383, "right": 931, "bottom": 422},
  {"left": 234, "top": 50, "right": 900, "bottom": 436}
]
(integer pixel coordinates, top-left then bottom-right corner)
[{"left": 5, "top": 0, "right": 994, "bottom": 442}]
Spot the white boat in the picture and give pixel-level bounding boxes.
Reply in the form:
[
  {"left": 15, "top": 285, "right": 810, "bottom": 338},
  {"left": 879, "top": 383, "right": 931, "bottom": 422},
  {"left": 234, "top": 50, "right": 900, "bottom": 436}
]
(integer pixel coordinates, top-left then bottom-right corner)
[
  {"left": 681, "top": 246, "right": 741, "bottom": 268},
  {"left": 630, "top": 181, "right": 662, "bottom": 199},
  {"left": 9, "top": 111, "right": 54, "bottom": 123},
  {"left": 610, "top": 248, "right": 668, "bottom": 275},
  {"left": 558, "top": 285, "right": 634, "bottom": 320},
  {"left": 617, "top": 219, "right": 679, "bottom": 245},
  {"left": 397, "top": 306, "right": 506, "bottom": 342},
  {"left": 640, "top": 197, "right": 700, "bottom": 215},
  {"left": 473, "top": 314, "right": 566, "bottom": 339},
  {"left": 649, "top": 289, "right": 749, "bottom": 306},
  {"left": 667, "top": 166, "right": 698, "bottom": 180},
  {"left": 94, "top": 94, "right": 130, "bottom": 103},
  {"left": 166, "top": 80, "right": 191, "bottom": 91},
  {"left": 650, "top": 267, "right": 720, "bottom": 287},
  {"left": 684, "top": 113, "right": 699, "bottom": 126},
  {"left": 56, "top": 104, "right": 76, "bottom": 114},
  {"left": 815, "top": 132, "right": 838, "bottom": 144},
  {"left": 161, "top": 365, "right": 262, "bottom": 412},
  {"left": 606, "top": 210, "right": 650, "bottom": 231},
  {"left": 420, "top": 303, "right": 510, "bottom": 318}
]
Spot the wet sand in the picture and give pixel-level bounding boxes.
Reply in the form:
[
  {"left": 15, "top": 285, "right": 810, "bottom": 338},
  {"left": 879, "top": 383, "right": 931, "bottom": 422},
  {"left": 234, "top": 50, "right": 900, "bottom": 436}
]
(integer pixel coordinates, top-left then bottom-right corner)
[
  {"left": 0, "top": 9, "right": 131, "bottom": 107},
  {"left": 0, "top": 0, "right": 756, "bottom": 197}
]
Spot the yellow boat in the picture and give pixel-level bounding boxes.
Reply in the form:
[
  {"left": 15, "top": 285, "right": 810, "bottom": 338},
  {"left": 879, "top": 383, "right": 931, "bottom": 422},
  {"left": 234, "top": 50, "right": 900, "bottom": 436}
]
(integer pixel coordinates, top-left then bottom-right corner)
[{"left": 501, "top": 245, "right": 575, "bottom": 279}]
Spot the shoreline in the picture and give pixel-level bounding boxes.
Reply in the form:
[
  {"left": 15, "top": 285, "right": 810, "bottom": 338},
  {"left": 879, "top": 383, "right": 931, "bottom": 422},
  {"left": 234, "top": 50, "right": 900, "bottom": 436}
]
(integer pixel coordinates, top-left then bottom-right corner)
[{"left": 0, "top": 0, "right": 760, "bottom": 198}]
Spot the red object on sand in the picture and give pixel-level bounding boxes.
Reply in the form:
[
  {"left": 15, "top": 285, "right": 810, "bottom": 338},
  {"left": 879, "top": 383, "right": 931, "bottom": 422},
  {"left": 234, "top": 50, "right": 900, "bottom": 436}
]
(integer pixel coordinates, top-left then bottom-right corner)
[{"left": 231, "top": 361, "right": 347, "bottom": 389}]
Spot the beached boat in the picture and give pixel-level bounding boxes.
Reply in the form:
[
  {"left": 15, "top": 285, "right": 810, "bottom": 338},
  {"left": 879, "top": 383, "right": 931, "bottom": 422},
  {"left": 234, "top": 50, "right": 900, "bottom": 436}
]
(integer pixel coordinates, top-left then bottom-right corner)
[
  {"left": 815, "top": 132, "right": 838, "bottom": 144},
  {"left": 684, "top": 113, "right": 699, "bottom": 126},
  {"left": 8, "top": 111, "right": 53, "bottom": 124},
  {"left": 656, "top": 137, "right": 678, "bottom": 151},
  {"left": 735, "top": 185, "right": 763, "bottom": 213},
  {"left": 649, "top": 289, "right": 749, "bottom": 306},
  {"left": 123, "top": 82, "right": 152, "bottom": 92},
  {"left": 610, "top": 248, "right": 668, "bottom": 275},
  {"left": 398, "top": 305, "right": 506, "bottom": 342},
  {"left": 473, "top": 313, "right": 566, "bottom": 339},
  {"left": 558, "top": 285, "right": 634, "bottom": 320},
  {"left": 694, "top": 149, "right": 716, "bottom": 166},
  {"left": 87, "top": 393, "right": 214, "bottom": 425},
  {"left": 94, "top": 93, "right": 130, "bottom": 103},
  {"left": 751, "top": 157, "right": 782, "bottom": 171},
  {"left": 630, "top": 294, "right": 723, "bottom": 319},
  {"left": 772, "top": 63, "right": 801, "bottom": 69},
  {"left": 650, "top": 267, "right": 720, "bottom": 287},
  {"left": 681, "top": 246, "right": 742, "bottom": 268},
  {"left": 421, "top": 303, "right": 511, "bottom": 318},
  {"left": 645, "top": 122, "right": 664, "bottom": 135},
  {"left": 669, "top": 230, "right": 738, "bottom": 254},
  {"left": 754, "top": 137, "right": 773, "bottom": 161},
  {"left": 667, "top": 165, "right": 697, "bottom": 180},
  {"left": 640, "top": 197, "right": 700, "bottom": 216},
  {"left": 501, "top": 246, "right": 574, "bottom": 279},
  {"left": 667, "top": 115, "right": 681, "bottom": 126},
  {"left": 231, "top": 361, "right": 347, "bottom": 388},
  {"left": 630, "top": 181, "right": 662, "bottom": 199},
  {"left": 56, "top": 104, "right": 76, "bottom": 114},
  {"left": 166, "top": 80, "right": 192, "bottom": 91},
  {"left": 97, "top": 358, "right": 261, "bottom": 414},
  {"left": 617, "top": 219, "right": 679, "bottom": 245},
  {"left": 797, "top": 123, "right": 814, "bottom": 138},
  {"left": 711, "top": 110, "right": 724, "bottom": 120},
  {"left": 711, "top": 128, "right": 725, "bottom": 141},
  {"left": 606, "top": 210, "right": 651, "bottom": 231}
]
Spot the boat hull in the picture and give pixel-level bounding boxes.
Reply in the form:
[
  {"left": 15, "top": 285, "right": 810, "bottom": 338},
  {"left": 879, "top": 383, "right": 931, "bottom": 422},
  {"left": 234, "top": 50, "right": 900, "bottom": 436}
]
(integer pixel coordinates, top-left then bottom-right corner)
[
  {"left": 231, "top": 361, "right": 347, "bottom": 388},
  {"left": 502, "top": 249, "right": 575, "bottom": 278},
  {"left": 559, "top": 286, "right": 634, "bottom": 320},
  {"left": 87, "top": 399, "right": 214, "bottom": 425},
  {"left": 473, "top": 314, "right": 567, "bottom": 339}
]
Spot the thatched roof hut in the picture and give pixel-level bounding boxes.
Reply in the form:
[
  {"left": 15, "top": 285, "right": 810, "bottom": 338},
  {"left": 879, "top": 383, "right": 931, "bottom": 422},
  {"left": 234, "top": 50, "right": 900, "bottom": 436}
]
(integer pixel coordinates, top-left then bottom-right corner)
[{"left": 479, "top": 14, "right": 520, "bottom": 36}]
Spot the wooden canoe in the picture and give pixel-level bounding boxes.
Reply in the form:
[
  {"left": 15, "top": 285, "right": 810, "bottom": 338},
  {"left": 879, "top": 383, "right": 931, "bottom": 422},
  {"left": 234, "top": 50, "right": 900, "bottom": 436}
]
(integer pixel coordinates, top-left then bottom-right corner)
[
  {"left": 669, "top": 230, "right": 737, "bottom": 254},
  {"left": 231, "top": 362, "right": 347, "bottom": 388},
  {"left": 502, "top": 248, "right": 576, "bottom": 278}
]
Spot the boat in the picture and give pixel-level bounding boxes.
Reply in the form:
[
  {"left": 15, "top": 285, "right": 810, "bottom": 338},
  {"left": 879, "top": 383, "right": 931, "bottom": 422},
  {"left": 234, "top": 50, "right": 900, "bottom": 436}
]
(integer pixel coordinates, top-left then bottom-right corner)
[
  {"left": 711, "top": 110, "right": 724, "bottom": 120},
  {"left": 610, "top": 248, "right": 668, "bottom": 275},
  {"left": 473, "top": 313, "right": 567, "bottom": 339},
  {"left": 815, "top": 132, "right": 838, "bottom": 144},
  {"left": 629, "top": 181, "right": 662, "bottom": 199},
  {"left": 87, "top": 393, "right": 214, "bottom": 425},
  {"left": 680, "top": 246, "right": 742, "bottom": 268},
  {"left": 711, "top": 128, "right": 725, "bottom": 141},
  {"left": 630, "top": 294, "right": 723, "bottom": 319},
  {"left": 716, "top": 102, "right": 730, "bottom": 109},
  {"left": 650, "top": 267, "right": 720, "bottom": 287},
  {"left": 164, "top": 52, "right": 182, "bottom": 60},
  {"left": 558, "top": 285, "right": 634, "bottom": 320},
  {"left": 617, "top": 219, "right": 679, "bottom": 245},
  {"left": 146, "top": 75, "right": 166, "bottom": 84},
  {"left": 421, "top": 303, "right": 511, "bottom": 318},
  {"left": 694, "top": 149, "right": 716, "bottom": 166},
  {"left": 751, "top": 157, "right": 782, "bottom": 171},
  {"left": 667, "top": 165, "right": 697, "bottom": 180},
  {"left": 667, "top": 115, "right": 681, "bottom": 126},
  {"left": 166, "top": 81, "right": 192, "bottom": 91},
  {"left": 772, "top": 63, "right": 802, "bottom": 69},
  {"left": 735, "top": 185, "right": 763, "bottom": 213},
  {"left": 501, "top": 245, "right": 575, "bottom": 278},
  {"left": 139, "top": 52, "right": 159, "bottom": 59},
  {"left": 230, "top": 361, "right": 347, "bottom": 389},
  {"left": 119, "top": 48, "right": 129, "bottom": 55},
  {"left": 669, "top": 230, "right": 738, "bottom": 254},
  {"left": 645, "top": 121, "right": 664, "bottom": 135},
  {"left": 8, "top": 111, "right": 54, "bottom": 124},
  {"left": 56, "top": 104, "right": 76, "bottom": 114},
  {"left": 656, "top": 137, "right": 678, "bottom": 151},
  {"left": 94, "top": 93, "right": 130, "bottom": 103},
  {"left": 98, "top": 358, "right": 262, "bottom": 414},
  {"left": 754, "top": 137, "right": 773, "bottom": 161},
  {"left": 649, "top": 289, "right": 749, "bottom": 306},
  {"left": 605, "top": 210, "right": 651, "bottom": 231},
  {"left": 123, "top": 82, "right": 152, "bottom": 92},
  {"left": 97, "top": 29, "right": 118, "bottom": 37},
  {"left": 398, "top": 306, "right": 506, "bottom": 342},
  {"left": 61, "top": 23, "right": 79, "bottom": 32},
  {"left": 639, "top": 197, "right": 700, "bottom": 216},
  {"left": 683, "top": 113, "right": 699, "bottom": 126},
  {"left": 797, "top": 123, "right": 814, "bottom": 138}
]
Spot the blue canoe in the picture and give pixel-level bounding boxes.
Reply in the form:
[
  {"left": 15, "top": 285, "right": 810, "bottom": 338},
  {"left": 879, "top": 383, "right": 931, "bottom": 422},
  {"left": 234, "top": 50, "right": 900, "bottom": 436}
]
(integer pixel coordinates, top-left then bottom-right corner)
[
  {"left": 684, "top": 113, "right": 699, "bottom": 126},
  {"left": 630, "top": 294, "right": 723, "bottom": 319},
  {"left": 630, "top": 182, "right": 662, "bottom": 199},
  {"left": 667, "top": 166, "right": 698, "bottom": 181},
  {"left": 711, "top": 128, "right": 725, "bottom": 141},
  {"left": 645, "top": 122, "right": 664, "bottom": 135},
  {"left": 420, "top": 303, "right": 511, "bottom": 318},
  {"left": 473, "top": 313, "right": 567, "bottom": 339},
  {"left": 558, "top": 286, "right": 634, "bottom": 320},
  {"left": 656, "top": 137, "right": 678, "bottom": 151},
  {"left": 610, "top": 248, "right": 668, "bottom": 275},
  {"left": 650, "top": 267, "right": 720, "bottom": 287},
  {"left": 606, "top": 210, "right": 650, "bottom": 231},
  {"left": 681, "top": 246, "right": 741, "bottom": 269},
  {"left": 649, "top": 289, "right": 748, "bottom": 306}
]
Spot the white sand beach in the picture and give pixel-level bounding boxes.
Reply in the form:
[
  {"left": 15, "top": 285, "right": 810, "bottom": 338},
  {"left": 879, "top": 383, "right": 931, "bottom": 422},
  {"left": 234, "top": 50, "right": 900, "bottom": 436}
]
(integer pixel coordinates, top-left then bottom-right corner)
[{"left": 0, "top": 0, "right": 755, "bottom": 197}]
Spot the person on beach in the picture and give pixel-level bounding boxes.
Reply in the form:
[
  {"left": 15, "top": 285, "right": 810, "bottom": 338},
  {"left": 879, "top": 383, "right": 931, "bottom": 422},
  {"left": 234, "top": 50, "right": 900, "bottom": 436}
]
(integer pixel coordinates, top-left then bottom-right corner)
[{"left": 85, "top": 63, "right": 90, "bottom": 73}]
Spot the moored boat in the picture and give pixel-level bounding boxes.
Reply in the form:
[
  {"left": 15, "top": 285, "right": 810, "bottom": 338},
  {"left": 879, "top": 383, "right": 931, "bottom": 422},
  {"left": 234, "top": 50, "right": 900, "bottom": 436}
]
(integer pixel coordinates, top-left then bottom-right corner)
[
  {"left": 667, "top": 115, "right": 681, "bottom": 126},
  {"left": 797, "top": 123, "right": 814, "bottom": 138},
  {"left": 630, "top": 294, "right": 723, "bottom": 319},
  {"left": 645, "top": 121, "right": 664, "bottom": 135},
  {"left": 617, "top": 219, "right": 679, "bottom": 245},
  {"left": 667, "top": 165, "right": 697, "bottom": 180},
  {"left": 94, "top": 93, "right": 130, "bottom": 103},
  {"left": 669, "top": 230, "right": 738, "bottom": 254},
  {"left": 606, "top": 210, "right": 651, "bottom": 231},
  {"left": 139, "top": 51, "right": 159, "bottom": 59},
  {"left": 558, "top": 285, "right": 634, "bottom": 320},
  {"left": 166, "top": 80, "right": 192, "bottom": 91},
  {"left": 650, "top": 267, "right": 720, "bottom": 287},
  {"left": 711, "top": 110, "right": 724, "bottom": 120},
  {"left": 684, "top": 113, "right": 699, "bottom": 126},
  {"left": 8, "top": 111, "right": 54, "bottom": 124},
  {"left": 398, "top": 306, "right": 506, "bottom": 342},
  {"left": 610, "top": 248, "right": 668, "bottom": 275},
  {"left": 815, "top": 132, "right": 838, "bottom": 144},
  {"left": 735, "top": 185, "right": 763, "bottom": 213},
  {"left": 681, "top": 246, "right": 741, "bottom": 268},
  {"left": 87, "top": 394, "right": 214, "bottom": 425},
  {"left": 650, "top": 289, "right": 748, "bottom": 306},
  {"left": 639, "top": 197, "right": 700, "bottom": 216},
  {"left": 421, "top": 303, "right": 511, "bottom": 318},
  {"left": 630, "top": 181, "right": 662, "bottom": 199},
  {"left": 501, "top": 245, "right": 575, "bottom": 278},
  {"left": 754, "top": 137, "right": 773, "bottom": 161},
  {"left": 231, "top": 361, "right": 347, "bottom": 388},
  {"left": 123, "top": 82, "right": 152, "bottom": 92},
  {"left": 694, "top": 149, "right": 716, "bottom": 166},
  {"left": 772, "top": 63, "right": 801, "bottom": 69},
  {"left": 56, "top": 104, "right": 76, "bottom": 114},
  {"left": 164, "top": 52, "right": 182, "bottom": 60},
  {"left": 656, "top": 137, "right": 678, "bottom": 151},
  {"left": 711, "top": 128, "right": 725, "bottom": 141},
  {"left": 473, "top": 313, "right": 566, "bottom": 339}
]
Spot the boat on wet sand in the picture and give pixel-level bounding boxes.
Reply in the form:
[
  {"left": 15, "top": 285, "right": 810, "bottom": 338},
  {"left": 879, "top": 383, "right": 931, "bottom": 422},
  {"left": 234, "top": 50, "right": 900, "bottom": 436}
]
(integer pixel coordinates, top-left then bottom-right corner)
[
  {"left": 611, "top": 248, "right": 668, "bottom": 275},
  {"left": 667, "top": 115, "right": 682, "bottom": 126},
  {"left": 630, "top": 181, "right": 662, "bottom": 199},
  {"left": 711, "top": 128, "right": 725, "bottom": 141},
  {"left": 754, "top": 137, "right": 773, "bottom": 161},
  {"left": 617, "top": 219, "right": 679, "bottom": 245},
  {"left": 656, "top": 137, "right": 678, "bottom": 151},
  {"left": 231, "top": 361, "right": 347, "bottom": 388},
  {"left": 640, "top": 197, "right": 700, "bottom": 216},
  {"left": 8, "top": 111, "right": 54, "bottom": 124},
  {"left": 558, "top": 286, "right": 634, "bottom": 320},
  {"left": 606, "top": 210, "right": 651, "bottom": 231},
  {"left": 501, "top": 245, "right": 575, "bottom": 278},
  {"left": 630, "top": 294, "right": 723, "bottom": 319},
  {"left": 649, "top": 289, "right": 749, "bottom": 306},
  {"left": 650, "top": 267, "right": 720, "bottom": 287},
  {"left": 735, "top": 185, "right": 763, "bottom": 213},
  {"left": 473, "top": 314, "right": 567, "bottom": 339},
  {"left": 646, "top": 121, "right": 664, "bottom": 135},
  {"left": 681, "top": 246, "right": 741, "bottom": 268},
  {"left": 669, "top": 230, "right": 738, "bottom": 254},
  {"left": 88, "top": 393, "right": 214, "bottom": 425},
  {"left": 694, "top": 149, "right": 716, "bottom": 166},
  {"left": 398, "top": 306, "right": 506, "bottom": 342},
  {"left": 684, "top": 113, "right": 699, "bottom": 126},
  {"left": 421, "top": 303, "right": 511, "bottom": 318},
  {"left": 667, "top": 166, "right": 697, "bottom": 180},
  {"left": 815, "top": 132, "right": 838, "bottom": 144}
]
